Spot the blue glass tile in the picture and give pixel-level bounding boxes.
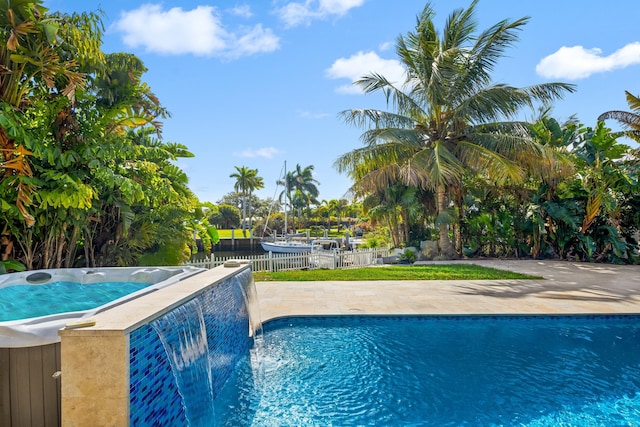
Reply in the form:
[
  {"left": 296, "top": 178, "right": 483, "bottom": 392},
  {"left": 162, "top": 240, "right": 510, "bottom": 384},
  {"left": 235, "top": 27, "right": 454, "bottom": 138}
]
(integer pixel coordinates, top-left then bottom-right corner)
[{"left": 129, "top": 268, "right": 252, "bottom": 425}]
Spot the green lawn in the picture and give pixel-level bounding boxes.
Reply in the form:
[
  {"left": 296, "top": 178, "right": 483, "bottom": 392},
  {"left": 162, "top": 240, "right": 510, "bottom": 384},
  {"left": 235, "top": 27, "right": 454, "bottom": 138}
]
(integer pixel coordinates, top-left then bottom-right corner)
[
  {"left": 216, "top": 229, "right": 247, "bottom": 238},
  {"left": 215, "top": 228, "right": 345, "bottom": 239},
  {"left": 253, "top": 264, "right": 540, "bottom": 281}
]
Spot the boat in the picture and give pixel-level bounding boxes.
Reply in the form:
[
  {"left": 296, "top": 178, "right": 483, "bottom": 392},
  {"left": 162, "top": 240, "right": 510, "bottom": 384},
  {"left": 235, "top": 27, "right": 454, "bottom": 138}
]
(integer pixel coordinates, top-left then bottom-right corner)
[
  {"left": 310, "top": 238, "right": 341, "bottom": 252},
  {"left": 260, "top": 161, "right": 312, "bottom": 254},
  {"left": 309, "top": 238, "right": 343, "bottom": 268},
  {"left": 260, "top": 240, "right": 311, "bottom": 253}
]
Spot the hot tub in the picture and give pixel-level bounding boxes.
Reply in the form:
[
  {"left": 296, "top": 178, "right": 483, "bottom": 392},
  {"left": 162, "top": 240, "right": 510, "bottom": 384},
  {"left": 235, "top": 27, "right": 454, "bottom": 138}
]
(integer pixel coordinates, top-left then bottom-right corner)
[
  {"left": 0, "top": 266, "right": 205, "bottom": 348},
  {"left": 0, "top": 266, "right": 205, "bottom": 427}
]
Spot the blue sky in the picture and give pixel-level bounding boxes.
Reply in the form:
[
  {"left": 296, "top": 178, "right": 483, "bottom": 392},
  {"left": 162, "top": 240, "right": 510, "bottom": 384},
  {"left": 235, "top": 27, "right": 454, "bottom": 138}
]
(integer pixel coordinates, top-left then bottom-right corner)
[{"left": 45, "top": 0, "right": 640, "bottom": 204}]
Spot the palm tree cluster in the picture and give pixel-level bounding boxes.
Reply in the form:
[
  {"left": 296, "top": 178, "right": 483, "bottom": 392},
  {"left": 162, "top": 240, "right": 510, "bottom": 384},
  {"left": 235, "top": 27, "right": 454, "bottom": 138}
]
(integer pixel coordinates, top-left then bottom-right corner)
[
  {"left": 276, "top": 163, "right": 320, "bottom": 230},
  {"left": 0, "top": 1, "right": 200, "bottom": 269},
  {"left": 336, "top": 1, "right": 639, "bottom": 263},
  {"left": 225, "top": 163, "right": 321, "bottom": 237}
]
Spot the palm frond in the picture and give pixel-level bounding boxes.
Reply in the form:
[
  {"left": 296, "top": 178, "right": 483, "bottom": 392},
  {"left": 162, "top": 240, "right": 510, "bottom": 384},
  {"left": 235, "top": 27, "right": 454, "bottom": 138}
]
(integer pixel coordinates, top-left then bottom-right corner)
[
  {"left": 350, "top": 164, "right": 405, "bottom": 194},
  {"left": 604, "top": 129, "right": 640, "bottom": 143},
  {"left": 598, "top": 110, "right": 640, "bottom": 131},
  {"left": 338, "top": 108, "right": 415, "bottom": 131},
  {"left": 463, "top": 16, "right": 529, "bottom": 86},
  {"left": 441, "top": 0, "right": 478, "bottom": 51},
  {"left": 334, "top": 141, "right": 418, "bottom": 176},
  {"left": 522, "top": 83, "right": 577, "bottom": 106},
  {"left": 410, "top": 140, "right": 465, "bottom": 188},
  {"left": 455, "top": 139, "right": 524, "bottom": 184},
  {"left": 467, "top": 122, "right": 541, "bottom": 156},
  {"left": 625, "top": 91, "right": 640, "bottom": 111},
  {"left": 360, "top": 127, "right": 425, "bottom": 147},
  {"left": 455, "top": 84, "right": 529, "bottom": 122}
]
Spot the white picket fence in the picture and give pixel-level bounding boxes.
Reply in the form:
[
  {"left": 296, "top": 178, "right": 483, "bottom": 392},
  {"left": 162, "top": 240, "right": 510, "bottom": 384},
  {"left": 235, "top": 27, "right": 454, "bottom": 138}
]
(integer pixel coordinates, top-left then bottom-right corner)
[{"left": 185, "top": 247, "right": 390, "bottom": 272}]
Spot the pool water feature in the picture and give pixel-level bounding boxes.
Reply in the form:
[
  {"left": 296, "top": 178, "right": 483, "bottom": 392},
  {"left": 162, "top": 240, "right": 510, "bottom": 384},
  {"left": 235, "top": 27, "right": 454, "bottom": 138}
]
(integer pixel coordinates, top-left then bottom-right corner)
[
  {"left": 151, "top": 298, "right": 215, "bottom": 426},
  {"left": 214, "top": 315, "right": 640, "bottom": 426},
  {"left": 125, "top": 265, "right": 258, "bottom": 426}
]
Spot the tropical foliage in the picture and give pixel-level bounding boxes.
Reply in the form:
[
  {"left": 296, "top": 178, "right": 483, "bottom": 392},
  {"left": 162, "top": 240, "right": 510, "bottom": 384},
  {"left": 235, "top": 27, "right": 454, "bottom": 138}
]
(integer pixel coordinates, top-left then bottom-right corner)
[
  {"left": 0, "top": 1, "right": 637, "bottom": 269},
  {"left": 0, "top": 1, "right": 201, "bottom": 269},
  {"left": 332, "top": 1, "right": 639, "bottom": 263}
]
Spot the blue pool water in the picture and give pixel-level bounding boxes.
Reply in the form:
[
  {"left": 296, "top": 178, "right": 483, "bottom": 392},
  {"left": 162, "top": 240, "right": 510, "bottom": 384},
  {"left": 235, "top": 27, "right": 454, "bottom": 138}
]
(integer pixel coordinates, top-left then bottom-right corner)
[
  {"left": 0, "top": 281, "right": 149, "bottom": 321},
  {"left": 214, "top": 315, "right": 640, "bottom": 426}
]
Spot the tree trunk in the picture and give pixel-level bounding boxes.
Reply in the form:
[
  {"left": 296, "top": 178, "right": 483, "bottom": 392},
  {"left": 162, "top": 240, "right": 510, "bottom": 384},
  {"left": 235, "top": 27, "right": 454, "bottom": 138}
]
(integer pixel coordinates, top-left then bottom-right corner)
[
  {"left": 248, "top": 193, "right": 253, "bottom": 233},
  {"left": 385, "top": 214, "right": 399, "bottom": 248},
  {"left": 64, "top": 224, "right": 80, "bottom": 268},
  {"left": 437, "top": 185, "right": 458, "bottom": 258},
  {"left": 241, "top": 193, "right": 247, "bottom": 237},
  {"left": 400, "top": 208, "right": 410, "bottom": 245},
  {"left": 453, "top": 187, "right": 463, "bottom": 254}
]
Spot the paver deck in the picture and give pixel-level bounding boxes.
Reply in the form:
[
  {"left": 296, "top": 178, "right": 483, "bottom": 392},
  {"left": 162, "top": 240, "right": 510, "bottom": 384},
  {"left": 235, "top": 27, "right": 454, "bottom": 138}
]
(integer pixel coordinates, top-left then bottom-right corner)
[{"left": 256, "top": 260, "right": 640, "bottom": 322}]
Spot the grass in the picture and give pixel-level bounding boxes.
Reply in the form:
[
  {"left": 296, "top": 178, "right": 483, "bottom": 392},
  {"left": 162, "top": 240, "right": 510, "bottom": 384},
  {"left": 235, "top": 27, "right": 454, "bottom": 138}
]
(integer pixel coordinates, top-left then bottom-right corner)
[
  {"left": 216, "top": 229, "right": 249, "bottom": 238},
  {"left": 253, "top": 264, "right": 540, "bottom": 281},
  {"left": 215, "top": 228, "right": 347, "bottom": 239}
]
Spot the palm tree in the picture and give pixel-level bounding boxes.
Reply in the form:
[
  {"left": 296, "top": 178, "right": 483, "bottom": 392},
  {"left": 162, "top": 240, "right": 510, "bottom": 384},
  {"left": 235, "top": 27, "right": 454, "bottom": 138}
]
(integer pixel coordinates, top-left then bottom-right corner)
[
  {"left": 335, "top": 0, "right": 574, "bottom": 258},
  {"left": 326, "top": 199, "right": 341, "bottom": 231},
  {"left": 277, "top": 163, "right": 319, "bottom": 228},
  {"left": 246, "top": 174, "right": 264, "bottom": 233},
  {"left": 229, "top": 166, "right": 258, "bottom": 234},
  {"left": 292, "top": 164, "right": 320, "bottom": 223},
  {"left": 524, "top": 111, "right": 581, "bottom": 258},
  {"left": 598, "top": 91, "right": 640, "bottom": 143}
]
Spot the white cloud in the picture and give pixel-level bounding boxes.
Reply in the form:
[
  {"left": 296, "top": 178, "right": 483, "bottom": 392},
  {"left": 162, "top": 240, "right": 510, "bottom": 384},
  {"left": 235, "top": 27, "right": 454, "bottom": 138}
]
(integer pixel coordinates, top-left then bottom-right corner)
[
  {"left": 298, "top": 110, "right": 331, "bottom": 119},
  {"left": 379, "top": 41, "right": 394, "bottom": 52},
  {"left": 536, "top": 42, "right": 640, "bottom": 80},
  {"left": 112, "top": 4, "right": 280, "bottom": 58},
  {"left": 234, "top": 147, "right": 280, "bottom": 159},
  {"left": 326, "top": 51, "right": 405, "bottom": 94},
  {"left": 318, "top": 0, "right": 365, "bottom": 14},
  {"left": 234, "top": 25, "right": 280, "bottom": 57},
  {"left": 228, "top": 5, "right": 252, "bottom": 18},
  {"left": 276, "top": 0, "right": 365, "bottom": 28},
  {"left": 113, "top": 5, "right": 226, "bottom": 55}
]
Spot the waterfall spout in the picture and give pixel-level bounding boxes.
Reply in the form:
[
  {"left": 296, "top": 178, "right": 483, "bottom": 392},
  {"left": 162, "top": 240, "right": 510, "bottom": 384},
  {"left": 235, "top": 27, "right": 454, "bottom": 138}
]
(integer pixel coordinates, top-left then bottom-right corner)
[{"left": 151, "top": 299, "right": 215, "bottom": 426}]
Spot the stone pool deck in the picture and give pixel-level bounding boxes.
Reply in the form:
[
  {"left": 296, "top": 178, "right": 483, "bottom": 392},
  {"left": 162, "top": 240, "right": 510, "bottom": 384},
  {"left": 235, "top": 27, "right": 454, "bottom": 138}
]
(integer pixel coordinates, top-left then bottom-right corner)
[{"left": 256, "top": 260, "right": 640, "bottom": 321}]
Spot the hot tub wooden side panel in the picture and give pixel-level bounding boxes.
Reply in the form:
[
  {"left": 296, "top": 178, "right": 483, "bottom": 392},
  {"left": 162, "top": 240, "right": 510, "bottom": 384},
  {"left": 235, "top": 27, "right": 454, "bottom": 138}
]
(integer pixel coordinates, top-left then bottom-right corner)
[{"left": 0, "top": 343, "right": 61, "bottom": 427}]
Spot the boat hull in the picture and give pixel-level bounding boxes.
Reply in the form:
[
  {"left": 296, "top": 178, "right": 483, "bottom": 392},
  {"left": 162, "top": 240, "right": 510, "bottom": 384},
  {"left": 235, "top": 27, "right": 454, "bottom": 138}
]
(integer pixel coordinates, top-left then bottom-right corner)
[{"left": 260, "top": 241, "right": 311, "bottom": 253}]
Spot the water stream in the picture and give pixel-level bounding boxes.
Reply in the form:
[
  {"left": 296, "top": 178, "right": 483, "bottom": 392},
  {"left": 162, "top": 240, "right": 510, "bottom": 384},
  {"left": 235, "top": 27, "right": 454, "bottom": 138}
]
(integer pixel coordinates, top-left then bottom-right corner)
[
  {"left": 151, "top": 299, "right": 215, "bottom": 426},
  {"left": 237, "top": 271, "right": 263, "bottom": 339},
  {"left": 146, "top": 267, "right": 263, "bottom": 426}
]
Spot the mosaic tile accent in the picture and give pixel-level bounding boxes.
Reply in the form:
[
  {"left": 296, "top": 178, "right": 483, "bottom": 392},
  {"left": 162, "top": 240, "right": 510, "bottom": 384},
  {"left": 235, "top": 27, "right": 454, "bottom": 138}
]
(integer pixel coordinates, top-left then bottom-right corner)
[
  {"left": 129, "top": 323, "right": 186, "bottom": 426},
  {"left": 129, "top": 268, "right": 252, "bottom": 425},
  {"left": 264, "top": 314, "right": 640, "bottom": 332}
]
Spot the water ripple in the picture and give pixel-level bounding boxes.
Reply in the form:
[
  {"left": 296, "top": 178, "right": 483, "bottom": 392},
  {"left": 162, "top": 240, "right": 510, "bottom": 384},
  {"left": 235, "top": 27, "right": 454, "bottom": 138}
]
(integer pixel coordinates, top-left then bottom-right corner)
[{"left": 215, "top": 316, "right": 640, "bottom": 426}]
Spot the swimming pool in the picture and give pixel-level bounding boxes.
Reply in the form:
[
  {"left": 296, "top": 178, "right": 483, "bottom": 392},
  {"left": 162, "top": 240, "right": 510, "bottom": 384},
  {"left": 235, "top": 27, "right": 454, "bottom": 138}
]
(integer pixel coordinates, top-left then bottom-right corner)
[{"left": 214, "top": 315, "right": 640, "bottom": 426}]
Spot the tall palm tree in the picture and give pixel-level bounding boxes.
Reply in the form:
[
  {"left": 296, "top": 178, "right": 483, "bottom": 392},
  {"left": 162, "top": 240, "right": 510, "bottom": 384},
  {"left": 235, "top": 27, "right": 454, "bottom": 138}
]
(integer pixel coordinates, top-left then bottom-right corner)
[
  {"left": 230, "top": 166, "right": 262, "bottom": 236},
  {"left": 246, "top": 174, "right": 264, "bottom": 232},
  {"left": 335, "top": 0, "right": 574, "bottom": 257},
  {"left": 230, "top": 165, "right": 252, "bottom": 234}
]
